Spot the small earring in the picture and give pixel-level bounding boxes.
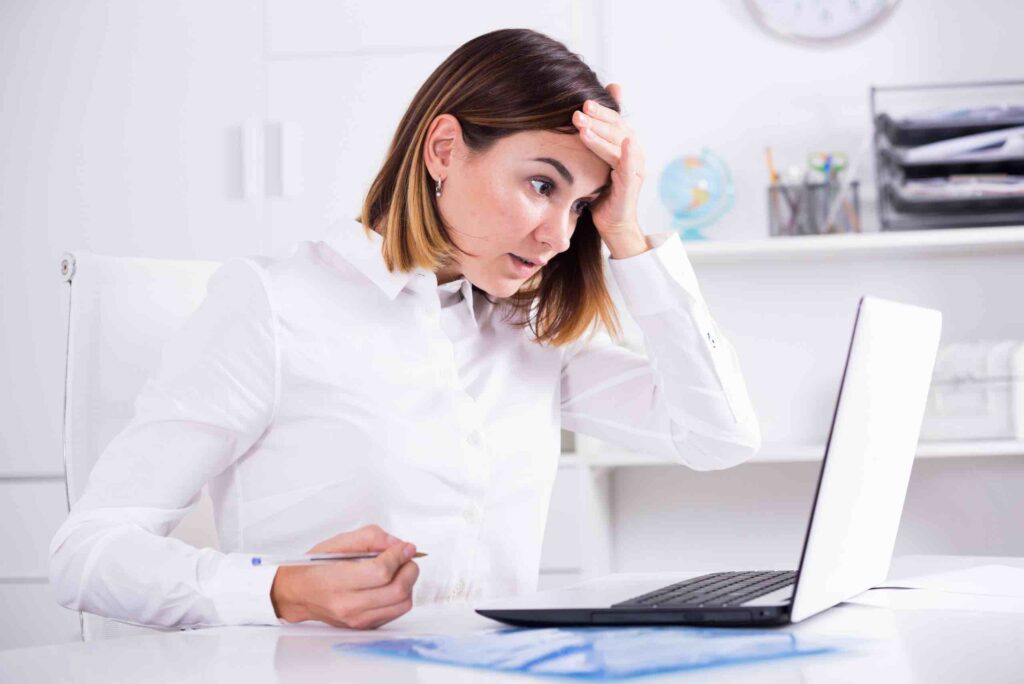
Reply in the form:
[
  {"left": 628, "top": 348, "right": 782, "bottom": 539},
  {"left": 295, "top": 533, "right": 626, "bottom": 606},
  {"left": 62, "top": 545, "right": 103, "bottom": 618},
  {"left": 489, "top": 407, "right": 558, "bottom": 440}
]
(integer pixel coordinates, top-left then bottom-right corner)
[{"left": 435, "top": 176, "right": 444, "bottom": 198}]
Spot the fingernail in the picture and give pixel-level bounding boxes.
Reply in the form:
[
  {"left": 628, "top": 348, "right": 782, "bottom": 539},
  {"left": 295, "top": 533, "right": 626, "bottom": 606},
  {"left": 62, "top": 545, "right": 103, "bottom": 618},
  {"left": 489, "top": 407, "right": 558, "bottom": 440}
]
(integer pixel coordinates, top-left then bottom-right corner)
[
  {"left": 576, "top": 112, "right": 588, "bottom": 124},
  {"left": 403, "top": 544, "right": 416, "bottom": 560}
]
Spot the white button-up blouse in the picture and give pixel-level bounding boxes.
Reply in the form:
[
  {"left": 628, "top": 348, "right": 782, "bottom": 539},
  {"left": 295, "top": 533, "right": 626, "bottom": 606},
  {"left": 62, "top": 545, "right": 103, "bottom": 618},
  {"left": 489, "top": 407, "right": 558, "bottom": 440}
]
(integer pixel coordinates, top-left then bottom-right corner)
[{"left": 49, "top": 221, "right": 761, "bottom": 629}]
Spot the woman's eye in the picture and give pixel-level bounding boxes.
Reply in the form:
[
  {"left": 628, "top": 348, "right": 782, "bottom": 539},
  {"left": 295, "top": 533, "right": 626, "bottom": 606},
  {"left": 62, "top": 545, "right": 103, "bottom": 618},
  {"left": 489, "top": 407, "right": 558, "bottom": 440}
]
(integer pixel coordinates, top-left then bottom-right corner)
[
  {"left": 532, "top": 178, "right": 591, "bottom": 215},
  {"left": 530, "top": 179, "right": 553, "bottom": 196}
]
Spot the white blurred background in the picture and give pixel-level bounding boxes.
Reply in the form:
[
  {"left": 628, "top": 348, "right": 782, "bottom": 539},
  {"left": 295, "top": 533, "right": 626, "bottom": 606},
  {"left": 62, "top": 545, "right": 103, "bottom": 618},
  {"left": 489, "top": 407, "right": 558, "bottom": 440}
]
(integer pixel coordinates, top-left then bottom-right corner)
[{"left": 2, "top": 0, "right": 1023, "bottom": 650}]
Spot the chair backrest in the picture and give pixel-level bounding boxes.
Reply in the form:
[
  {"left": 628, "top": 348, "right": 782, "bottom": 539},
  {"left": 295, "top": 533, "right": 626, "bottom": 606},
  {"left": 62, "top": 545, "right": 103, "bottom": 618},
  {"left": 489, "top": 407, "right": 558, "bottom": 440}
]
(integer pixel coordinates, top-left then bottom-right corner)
[{"left": 60, "top": 251, "right": 222, "bottom": 640}]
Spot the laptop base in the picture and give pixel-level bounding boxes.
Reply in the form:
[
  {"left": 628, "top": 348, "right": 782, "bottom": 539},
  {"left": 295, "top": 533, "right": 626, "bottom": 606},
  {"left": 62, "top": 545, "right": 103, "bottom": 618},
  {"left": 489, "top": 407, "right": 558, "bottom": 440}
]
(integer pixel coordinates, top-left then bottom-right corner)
[{"left": 476, "top": 605, "right": 791, "bottom": 628}]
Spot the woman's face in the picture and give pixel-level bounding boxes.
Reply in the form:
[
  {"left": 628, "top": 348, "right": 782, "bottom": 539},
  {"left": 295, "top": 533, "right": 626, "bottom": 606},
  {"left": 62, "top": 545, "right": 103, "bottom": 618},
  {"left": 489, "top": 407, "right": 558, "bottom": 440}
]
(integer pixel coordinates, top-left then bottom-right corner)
[{"left": 427, "top": 115, "right": 611, "bottom": 297}]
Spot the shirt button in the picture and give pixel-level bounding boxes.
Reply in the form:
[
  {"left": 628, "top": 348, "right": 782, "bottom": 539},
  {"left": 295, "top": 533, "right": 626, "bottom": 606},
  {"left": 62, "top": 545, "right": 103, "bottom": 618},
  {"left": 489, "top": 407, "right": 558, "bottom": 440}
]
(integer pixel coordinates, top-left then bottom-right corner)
[
  {"left": 463, "top": 504, "right": 481, "bottom": 524},
  {"left": 467, "top": 429, "right": 484, "bottom": 447}
]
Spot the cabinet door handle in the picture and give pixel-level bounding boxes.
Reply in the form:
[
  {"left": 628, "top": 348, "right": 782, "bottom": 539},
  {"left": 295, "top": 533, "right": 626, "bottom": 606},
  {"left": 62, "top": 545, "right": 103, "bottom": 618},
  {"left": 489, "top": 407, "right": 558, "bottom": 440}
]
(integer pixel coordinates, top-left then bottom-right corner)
[
  {"left": 280, "top": 120, "right": 303, "bottom": 198},
  {"left": 240, "top": 117, "right": 264, "bottom": 202}
]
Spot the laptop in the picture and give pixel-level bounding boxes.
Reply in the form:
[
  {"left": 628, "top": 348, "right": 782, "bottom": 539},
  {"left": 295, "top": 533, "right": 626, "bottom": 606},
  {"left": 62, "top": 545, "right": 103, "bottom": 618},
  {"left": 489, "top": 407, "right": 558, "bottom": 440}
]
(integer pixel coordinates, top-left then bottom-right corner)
[{"left": 475, "top": 296, "right": 942, "bottom": 627}]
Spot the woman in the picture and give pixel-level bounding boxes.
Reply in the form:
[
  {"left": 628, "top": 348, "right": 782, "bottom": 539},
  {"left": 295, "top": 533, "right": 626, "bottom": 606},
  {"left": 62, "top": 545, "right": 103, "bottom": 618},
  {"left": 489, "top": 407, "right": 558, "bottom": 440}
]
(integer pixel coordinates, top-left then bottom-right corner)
[{"left": 49, "top": 28, "right": 760, "bottom": 632}]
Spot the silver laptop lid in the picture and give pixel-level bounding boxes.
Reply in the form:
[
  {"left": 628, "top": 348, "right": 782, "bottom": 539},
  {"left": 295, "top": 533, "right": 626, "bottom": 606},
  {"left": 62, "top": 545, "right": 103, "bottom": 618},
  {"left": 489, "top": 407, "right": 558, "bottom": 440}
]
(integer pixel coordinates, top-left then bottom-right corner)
[{"left": 789, "top": 296, "right": 942, "bottom": 623}]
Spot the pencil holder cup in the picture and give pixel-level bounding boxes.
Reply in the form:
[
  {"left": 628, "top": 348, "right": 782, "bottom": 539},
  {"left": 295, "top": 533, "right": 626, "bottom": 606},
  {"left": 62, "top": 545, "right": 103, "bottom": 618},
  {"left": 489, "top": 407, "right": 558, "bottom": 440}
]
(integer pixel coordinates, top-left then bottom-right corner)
[{"left": 768, "top": 181, "right": 861, "bottom": 236}]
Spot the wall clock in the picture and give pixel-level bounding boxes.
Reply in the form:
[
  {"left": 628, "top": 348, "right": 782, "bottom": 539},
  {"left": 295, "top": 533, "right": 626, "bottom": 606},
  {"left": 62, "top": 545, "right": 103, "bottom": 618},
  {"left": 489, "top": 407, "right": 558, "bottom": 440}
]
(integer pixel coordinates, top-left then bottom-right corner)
[{"left": 744, "top": 0, "right": 901, "bottom": 44}]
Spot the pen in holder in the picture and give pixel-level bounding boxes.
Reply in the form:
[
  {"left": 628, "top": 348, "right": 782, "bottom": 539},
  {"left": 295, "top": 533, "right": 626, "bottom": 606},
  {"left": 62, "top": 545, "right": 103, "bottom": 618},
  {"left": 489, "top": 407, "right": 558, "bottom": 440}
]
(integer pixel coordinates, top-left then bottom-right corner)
[{"left": 768, "top": 180, "right": 861, "bottom": 236}]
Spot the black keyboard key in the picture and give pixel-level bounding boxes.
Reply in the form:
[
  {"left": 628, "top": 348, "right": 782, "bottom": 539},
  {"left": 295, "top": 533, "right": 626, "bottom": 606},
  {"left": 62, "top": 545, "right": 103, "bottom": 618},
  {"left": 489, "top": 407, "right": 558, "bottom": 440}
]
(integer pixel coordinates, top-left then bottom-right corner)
[{"left": 614, "top": 571, "right": 796, "bottom": 608}]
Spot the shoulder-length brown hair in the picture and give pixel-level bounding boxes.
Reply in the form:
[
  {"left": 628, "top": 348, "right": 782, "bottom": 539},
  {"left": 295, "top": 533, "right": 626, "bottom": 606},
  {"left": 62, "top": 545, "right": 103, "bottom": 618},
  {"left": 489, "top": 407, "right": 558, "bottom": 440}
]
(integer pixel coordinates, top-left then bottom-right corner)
[{"left": 356, "top": 27, "right": 624, "bottom": 348}]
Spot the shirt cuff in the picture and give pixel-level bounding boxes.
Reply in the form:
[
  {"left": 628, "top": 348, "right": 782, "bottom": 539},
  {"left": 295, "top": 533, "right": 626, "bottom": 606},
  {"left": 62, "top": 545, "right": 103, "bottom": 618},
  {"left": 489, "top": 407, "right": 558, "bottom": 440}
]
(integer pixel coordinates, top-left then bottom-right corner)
[
  {"left": 200, "top": 551, "right": 282, "bottom": 626},
  {"left": 606, "top": 231, "right": 703, "bottom": 317}
]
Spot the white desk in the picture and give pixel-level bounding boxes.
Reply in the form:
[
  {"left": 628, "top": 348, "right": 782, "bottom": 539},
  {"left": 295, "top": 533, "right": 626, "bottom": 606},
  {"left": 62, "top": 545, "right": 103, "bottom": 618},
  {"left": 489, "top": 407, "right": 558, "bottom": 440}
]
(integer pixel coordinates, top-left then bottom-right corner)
[{"left": 3, "top": 556, "right": 1023, "bottom": 683}]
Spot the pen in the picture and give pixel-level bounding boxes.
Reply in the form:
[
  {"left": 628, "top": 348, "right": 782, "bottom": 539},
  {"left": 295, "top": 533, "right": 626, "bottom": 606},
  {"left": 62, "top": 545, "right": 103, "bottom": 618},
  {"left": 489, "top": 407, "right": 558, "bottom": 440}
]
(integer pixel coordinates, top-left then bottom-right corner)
[
  {"left": 766, "top": 147, "right": 790, "bottom": 234},
  {"left": 765, "top": 146, "right": 780, "bottom": 185},
  {"left": 250, "top": 551, "right": 428, "bottom": 567},
  {"left": 822, "top": 134, "right": 869, "bottom": 234}
]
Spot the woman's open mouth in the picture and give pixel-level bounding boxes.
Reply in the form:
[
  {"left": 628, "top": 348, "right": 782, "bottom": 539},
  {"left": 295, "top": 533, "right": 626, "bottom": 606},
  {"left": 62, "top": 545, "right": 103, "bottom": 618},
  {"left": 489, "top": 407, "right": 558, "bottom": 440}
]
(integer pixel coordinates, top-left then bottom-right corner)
[{"left": 508, "top": 253, "right": 540, "bottom": 276}]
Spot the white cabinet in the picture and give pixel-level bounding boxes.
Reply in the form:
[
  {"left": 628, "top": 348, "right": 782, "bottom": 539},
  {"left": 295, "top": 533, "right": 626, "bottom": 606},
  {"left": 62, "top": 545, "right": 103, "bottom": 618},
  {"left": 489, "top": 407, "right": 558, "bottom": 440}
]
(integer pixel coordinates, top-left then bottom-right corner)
[
  {"left": 0, "top": 584, "right": 82, "bottom": 652},
  {"left": 1, "top": 0, "right": 268, "bottom": 650},
  {"left": 0, "top": 482, "right": 67, "bottom": 580},
  {"left": 1, "top": 0, "right": 610, "bottom": 650},
  {"left": 1, "top": 0, "right": 269, "bottom": 478}
]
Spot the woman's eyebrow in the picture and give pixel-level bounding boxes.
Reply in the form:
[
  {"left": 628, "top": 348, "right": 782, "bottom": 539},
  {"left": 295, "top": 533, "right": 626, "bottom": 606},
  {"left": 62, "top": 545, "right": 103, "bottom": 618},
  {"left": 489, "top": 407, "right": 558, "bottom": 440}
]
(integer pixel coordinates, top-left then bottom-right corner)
[{"left": 531, "top": 157, "right": 610, "bottom": 196}]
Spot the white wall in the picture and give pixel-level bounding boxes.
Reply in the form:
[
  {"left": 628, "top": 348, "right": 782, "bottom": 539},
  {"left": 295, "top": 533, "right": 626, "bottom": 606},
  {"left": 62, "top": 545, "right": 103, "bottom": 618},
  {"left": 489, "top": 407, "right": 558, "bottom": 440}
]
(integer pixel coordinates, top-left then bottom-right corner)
[
  {"left": 602, "top": 0, "right": 1024, "bottom": 239},
  {"left": 599, "top": 0, "right": 1024, "bottom": 572}
]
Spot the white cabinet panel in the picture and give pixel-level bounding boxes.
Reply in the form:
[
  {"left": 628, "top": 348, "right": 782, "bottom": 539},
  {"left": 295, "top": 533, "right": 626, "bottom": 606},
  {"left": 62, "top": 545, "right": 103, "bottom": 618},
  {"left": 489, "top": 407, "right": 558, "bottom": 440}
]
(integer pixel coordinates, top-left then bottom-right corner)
[
  {"left": 0, "top": 583, "right": 81, "bottom": 651},
  {"left": 539, "top": 464, "right": 582, "bottom": 572},
  {"left": 0, "top": 1, "right": 268, "bottom": 478},
  {"left": 267, "top": 0, "right": 577, "bottom": 55},
  {"left": 0, "top": 482, "right": 67, "bottom": 579},
  {"left": 265, "top": 52, "right": 449, "bottom": 251}
]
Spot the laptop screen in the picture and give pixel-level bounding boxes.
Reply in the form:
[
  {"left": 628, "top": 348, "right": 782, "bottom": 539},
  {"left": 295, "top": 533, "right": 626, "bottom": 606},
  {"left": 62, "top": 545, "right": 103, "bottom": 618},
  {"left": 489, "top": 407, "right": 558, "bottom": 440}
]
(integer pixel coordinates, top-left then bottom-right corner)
[{"left": 788, "top": 296, "right": 942, "bottom": 623}]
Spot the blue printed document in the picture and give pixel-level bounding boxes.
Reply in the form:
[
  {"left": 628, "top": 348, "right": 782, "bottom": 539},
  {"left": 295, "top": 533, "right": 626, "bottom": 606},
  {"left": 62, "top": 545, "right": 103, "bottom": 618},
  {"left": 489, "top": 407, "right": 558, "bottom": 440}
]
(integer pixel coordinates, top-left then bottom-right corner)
[{"left": 334, "top": 626, "right": 840, "bottom": 679}]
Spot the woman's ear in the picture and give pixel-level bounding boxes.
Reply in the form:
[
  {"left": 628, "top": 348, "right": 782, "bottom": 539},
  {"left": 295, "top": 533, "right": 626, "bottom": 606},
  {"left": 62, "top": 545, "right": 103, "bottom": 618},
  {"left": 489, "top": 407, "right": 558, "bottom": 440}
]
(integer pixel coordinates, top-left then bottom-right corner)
[{"left": 423, "top": 113, "right": 462, "bottom": 181}]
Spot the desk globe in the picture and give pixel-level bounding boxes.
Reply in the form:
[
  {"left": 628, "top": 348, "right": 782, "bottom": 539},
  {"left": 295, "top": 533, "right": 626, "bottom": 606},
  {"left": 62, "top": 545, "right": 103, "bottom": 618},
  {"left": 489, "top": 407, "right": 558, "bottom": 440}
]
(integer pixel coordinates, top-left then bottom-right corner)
[{"left": 658, "top": 149, "right": 735, "bottom": 240}]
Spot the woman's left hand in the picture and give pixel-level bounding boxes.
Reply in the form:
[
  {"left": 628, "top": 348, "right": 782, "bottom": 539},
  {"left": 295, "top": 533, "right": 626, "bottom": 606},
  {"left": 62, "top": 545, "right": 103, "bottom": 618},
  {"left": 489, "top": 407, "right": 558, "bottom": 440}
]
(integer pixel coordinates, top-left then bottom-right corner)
[{"left": 572, "top": 83, "right": 647, "bottom": 244}]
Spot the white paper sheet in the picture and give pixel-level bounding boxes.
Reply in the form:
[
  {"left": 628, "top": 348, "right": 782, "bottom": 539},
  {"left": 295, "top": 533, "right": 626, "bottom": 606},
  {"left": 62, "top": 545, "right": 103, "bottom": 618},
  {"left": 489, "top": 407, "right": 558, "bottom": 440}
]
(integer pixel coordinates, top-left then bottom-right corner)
[
  {"left": 846, "top": 589, "right": 1024, "bottom": 613},
  {"left": 873, "top": 564, "right": 1024, "bottom": 597},
  {"left": 844, "top": 564, "right": 1024, "bottom": 613}
]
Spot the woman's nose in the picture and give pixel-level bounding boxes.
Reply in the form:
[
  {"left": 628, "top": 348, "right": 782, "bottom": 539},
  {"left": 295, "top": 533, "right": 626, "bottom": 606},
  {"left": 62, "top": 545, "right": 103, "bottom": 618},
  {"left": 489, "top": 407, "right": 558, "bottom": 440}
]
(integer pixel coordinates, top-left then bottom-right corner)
[{"left": 537, "top": 212, "right": 574, "bottom": 254}]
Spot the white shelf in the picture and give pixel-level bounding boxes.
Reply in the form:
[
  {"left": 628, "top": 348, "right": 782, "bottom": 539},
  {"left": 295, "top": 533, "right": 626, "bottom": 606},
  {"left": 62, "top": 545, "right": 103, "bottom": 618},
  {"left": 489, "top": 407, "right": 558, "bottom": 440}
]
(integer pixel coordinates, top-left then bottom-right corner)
[
  {"left": 560, "top": 439, "right": 1024, "bottom": 467},
  {"left": 915, "top": 439, "right": 1024, "bottom": 459},
  {"left": 683, "top": 225, "right": 1024, "bottom": 263}
]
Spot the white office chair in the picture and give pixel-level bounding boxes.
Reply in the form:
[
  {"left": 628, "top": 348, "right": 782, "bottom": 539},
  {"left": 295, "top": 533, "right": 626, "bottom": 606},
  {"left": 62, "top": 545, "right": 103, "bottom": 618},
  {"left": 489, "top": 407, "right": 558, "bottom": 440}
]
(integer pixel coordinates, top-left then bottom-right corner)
[{"left": 59, "top": 251, "right": 223, "bottom": 641}]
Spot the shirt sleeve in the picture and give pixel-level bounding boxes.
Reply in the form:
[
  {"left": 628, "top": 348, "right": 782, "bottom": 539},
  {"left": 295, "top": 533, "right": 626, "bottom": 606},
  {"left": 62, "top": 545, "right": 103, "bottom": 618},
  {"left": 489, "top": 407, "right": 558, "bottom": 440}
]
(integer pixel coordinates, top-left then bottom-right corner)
[
  {"left": 560, "top": 231, "right": 761, "bottom": 470},
  {"left": 49, "top": 257, "right": 284, "bottom": 629}
]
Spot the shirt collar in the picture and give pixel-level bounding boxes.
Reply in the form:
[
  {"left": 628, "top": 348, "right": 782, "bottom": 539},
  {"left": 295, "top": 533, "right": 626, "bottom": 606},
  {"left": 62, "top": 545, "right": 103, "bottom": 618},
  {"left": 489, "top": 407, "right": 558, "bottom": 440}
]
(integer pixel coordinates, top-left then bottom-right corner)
[
  {"left": 322, "top": 222, "right": 478, "bottom": 324},
  {"left": 437, "top": 276, "right": 478, "bottom": 325},
  {"left": 323, "top": 221, "right": 427, "bottom": 301}
]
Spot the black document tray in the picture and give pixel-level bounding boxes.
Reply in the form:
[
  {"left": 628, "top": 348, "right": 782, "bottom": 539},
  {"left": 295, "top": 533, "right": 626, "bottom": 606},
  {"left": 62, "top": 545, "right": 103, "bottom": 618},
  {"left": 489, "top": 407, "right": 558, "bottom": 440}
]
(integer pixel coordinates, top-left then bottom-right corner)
[{"left": 876, "top": 109, "right": 1024, "bottom": 146}]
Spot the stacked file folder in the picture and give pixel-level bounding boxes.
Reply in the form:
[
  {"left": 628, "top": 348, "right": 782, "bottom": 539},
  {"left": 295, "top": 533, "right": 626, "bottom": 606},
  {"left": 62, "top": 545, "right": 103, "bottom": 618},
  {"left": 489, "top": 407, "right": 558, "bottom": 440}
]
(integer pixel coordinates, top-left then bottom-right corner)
[{"left": 871, "top": 81, "right": 1024, "bottom": 230}]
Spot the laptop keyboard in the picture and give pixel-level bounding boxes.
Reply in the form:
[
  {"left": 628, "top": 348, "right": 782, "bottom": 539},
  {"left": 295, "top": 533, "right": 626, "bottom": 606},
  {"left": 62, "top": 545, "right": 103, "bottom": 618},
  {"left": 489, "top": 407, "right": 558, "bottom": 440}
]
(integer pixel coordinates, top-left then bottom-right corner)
[{"left": 613, "top": 571, "right": 797, "bottom": 609}]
